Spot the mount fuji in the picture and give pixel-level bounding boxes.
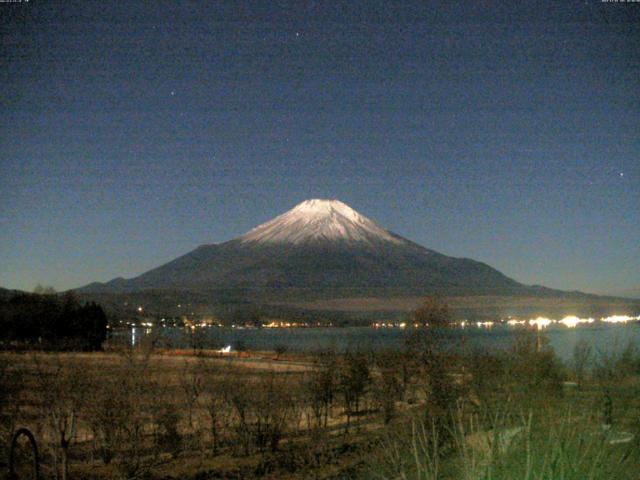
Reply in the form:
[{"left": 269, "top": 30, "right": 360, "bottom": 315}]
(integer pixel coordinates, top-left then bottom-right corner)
[{"left": 80, "top": 199, "right": 526, "bottom": 297}]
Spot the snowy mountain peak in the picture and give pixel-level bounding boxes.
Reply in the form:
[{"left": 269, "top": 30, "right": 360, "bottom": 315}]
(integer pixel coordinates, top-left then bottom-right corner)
[
  {"left": 290, "top": 199, "right": 362, "bottom": 222},
  {"left": 239, "top": 199, "right": 405, "bottom": 245}
]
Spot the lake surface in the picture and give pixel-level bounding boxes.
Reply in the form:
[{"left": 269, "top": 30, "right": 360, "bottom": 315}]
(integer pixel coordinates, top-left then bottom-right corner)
[{"left": 115, "top": 322, "right": 640, "bottom": 362}]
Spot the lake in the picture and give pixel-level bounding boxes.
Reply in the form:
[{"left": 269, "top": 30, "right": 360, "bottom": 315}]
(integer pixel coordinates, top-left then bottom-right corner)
[{"left": 116, "top": 321, "right": 640, "bottom": 362}]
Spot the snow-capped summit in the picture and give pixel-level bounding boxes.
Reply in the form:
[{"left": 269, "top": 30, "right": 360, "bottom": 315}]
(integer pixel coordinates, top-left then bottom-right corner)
[{"left": 239, "top": 199, "right": 405, "bottom": 245}]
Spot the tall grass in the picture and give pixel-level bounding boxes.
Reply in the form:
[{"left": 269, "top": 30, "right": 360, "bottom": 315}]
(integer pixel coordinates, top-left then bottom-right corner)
[
  {"left": 376, "top": 405, "right": 638, "bottom": 480},
  {"left": 373, "top": 333, "right": 640, "bottom": 480}
]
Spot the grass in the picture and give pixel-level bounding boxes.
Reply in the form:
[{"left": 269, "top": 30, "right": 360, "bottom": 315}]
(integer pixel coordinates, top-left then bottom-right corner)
[
  {"left": 373, "top": 403, "right": 639, "bottom": 479},
  {"left": 368, "top": 345, "right": 640, "bottom": 480}
]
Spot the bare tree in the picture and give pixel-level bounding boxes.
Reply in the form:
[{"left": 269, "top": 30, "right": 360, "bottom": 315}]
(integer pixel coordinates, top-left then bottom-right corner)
[
  {"left": 226, "top": 369, "right": 296, "bottom": 455},
  {"left": 226, "top": 373, "right": 254, "bottom": 456},
  {"left": 179, "top": 358, "right": 204, "bottom": 445},
  {"left": 154, "top": 405, "right": 182, "bottom": 459},
  {"left": 113, "top": 346, "right": 156, "bottom": 478},
  {"left": 252, "top": 371, "right": 296, "bottom": 453},
  {"left": 200, "top": 359, "right": 233, "bottom": 455},
  {"left": 0, "top": 354, "right": 23, "bottom": 466},
  {"left": 411, "top": 295, "right": 452, "bottom": 328},
  {"left": 572, "top": 339, "right": 592, "bottom": 386},
  {"left": 371, "top": 351, "right": 403, "bottom": 424},
  {"left": 85, "top": 372, "right": 132, "bottom": 465},
  {"left": 33, "top": 285, "right": 57, "bottom": 295},
  {"left": 405, "top": 296, "right": 453, "bottom": 368},
  {"left": 32, "top": 354, "right": 89, "bottom": 480},
  {"left": 304, "top": 349, "right": 336, "bottom": 430},
  {"left": 338, "top": 350, "right": 370, "bottom": 433}
]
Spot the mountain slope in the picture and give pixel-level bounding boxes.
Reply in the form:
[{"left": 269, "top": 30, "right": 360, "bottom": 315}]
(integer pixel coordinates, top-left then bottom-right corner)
[{"left": 80, "top": 199, "right": 523, "bottom": 297}]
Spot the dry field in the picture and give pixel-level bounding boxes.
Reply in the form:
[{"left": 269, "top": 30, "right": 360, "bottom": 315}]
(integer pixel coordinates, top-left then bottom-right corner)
[
  {"left": 0, "top": 347, "right": 410, "bottom": 479},
  {"left": 2, "top": 332, "right": 640, "bottom": 479}
]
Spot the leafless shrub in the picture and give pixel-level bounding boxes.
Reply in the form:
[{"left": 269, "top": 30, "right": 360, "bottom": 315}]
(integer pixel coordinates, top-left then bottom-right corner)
[
  {"left": 338, "top": 350, "right": 370, "bottom": 433},
  {"left": 594, "top": 341, "right": 640, "bottom": 385},
  {"left": 179, "top": 358, "right": 204, "bottom": 451},
  {"left": 200, "top": 360, "right": 233, "bottom": 455},
  {"left": 154, "top": 406, "right": 182, "bottom": 458},
  {"left": 507, "top": 329, "right": 563, "bottom": 402},
  {"left": 32, "top": 354, "right": 89, "bottom": 480},
  {"left": 303, "top": 349, "right": 336, "bottom": 430},
  {"left": 371, "top": 351, "right": 404, "bottom": 424},
  {"left": 0, "top": 354, "right": 23, "bottom": 468},
  {"left": 111, "top": 347, "right": 156, "bottom": 478},
  {"left": 226, "top": 369, "right": 297, "bottom": 455},
  {"left": 572, "top": 339, "right": 592, "bottom": 386},
  {"left": 411, "top": 295, "right": 452, "bottom": 328},
  {"left": 85, "top": 371, "right": 132, "bottom": 465},
  {"left": 274, "top": 344, "right": 288, "bottom": 360},
  {"left": 250, "top": 371, "right": 296, "bottom": 453}
]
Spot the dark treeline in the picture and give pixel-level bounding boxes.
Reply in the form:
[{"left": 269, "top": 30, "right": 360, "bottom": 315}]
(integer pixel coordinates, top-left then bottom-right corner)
[{"left": 0, "top": 291, "right": 107, "bottom": 350}]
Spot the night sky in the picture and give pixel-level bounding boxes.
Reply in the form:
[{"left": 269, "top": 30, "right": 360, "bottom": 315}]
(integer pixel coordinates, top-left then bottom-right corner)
[{"left": 1, "top": 1, "right": 638, "bottom": 297}]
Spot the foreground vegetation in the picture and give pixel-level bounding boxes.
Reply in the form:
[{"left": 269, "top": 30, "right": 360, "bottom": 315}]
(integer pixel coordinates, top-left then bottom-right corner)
[{"left": 2, "top": 323, "right": 640, "bottom": 479}]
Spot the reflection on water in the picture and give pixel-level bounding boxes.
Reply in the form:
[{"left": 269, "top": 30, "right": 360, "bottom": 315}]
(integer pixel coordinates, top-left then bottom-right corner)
[
  {"left": 114, "top": 320, "right": 640, "bottom": 361},
  {"left": 130, "top": 326, "right": 152, "bottom": 347}
]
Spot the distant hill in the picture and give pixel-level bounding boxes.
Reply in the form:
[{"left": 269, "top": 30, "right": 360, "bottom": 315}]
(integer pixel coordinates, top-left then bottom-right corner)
[{"left": 0, "top": 287, "right": 21, "bottom": 301}]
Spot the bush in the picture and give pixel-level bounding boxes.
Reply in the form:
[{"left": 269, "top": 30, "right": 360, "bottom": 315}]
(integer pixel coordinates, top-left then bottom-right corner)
[
  {"left": 572, "top": 339, "right": 592, "bottom": 385},
  {"left": 156, "top": 408, "right": 182, "bottom": 458},
  {"left": 506, "top": 329, "right": 564, "bottom": 402}
]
